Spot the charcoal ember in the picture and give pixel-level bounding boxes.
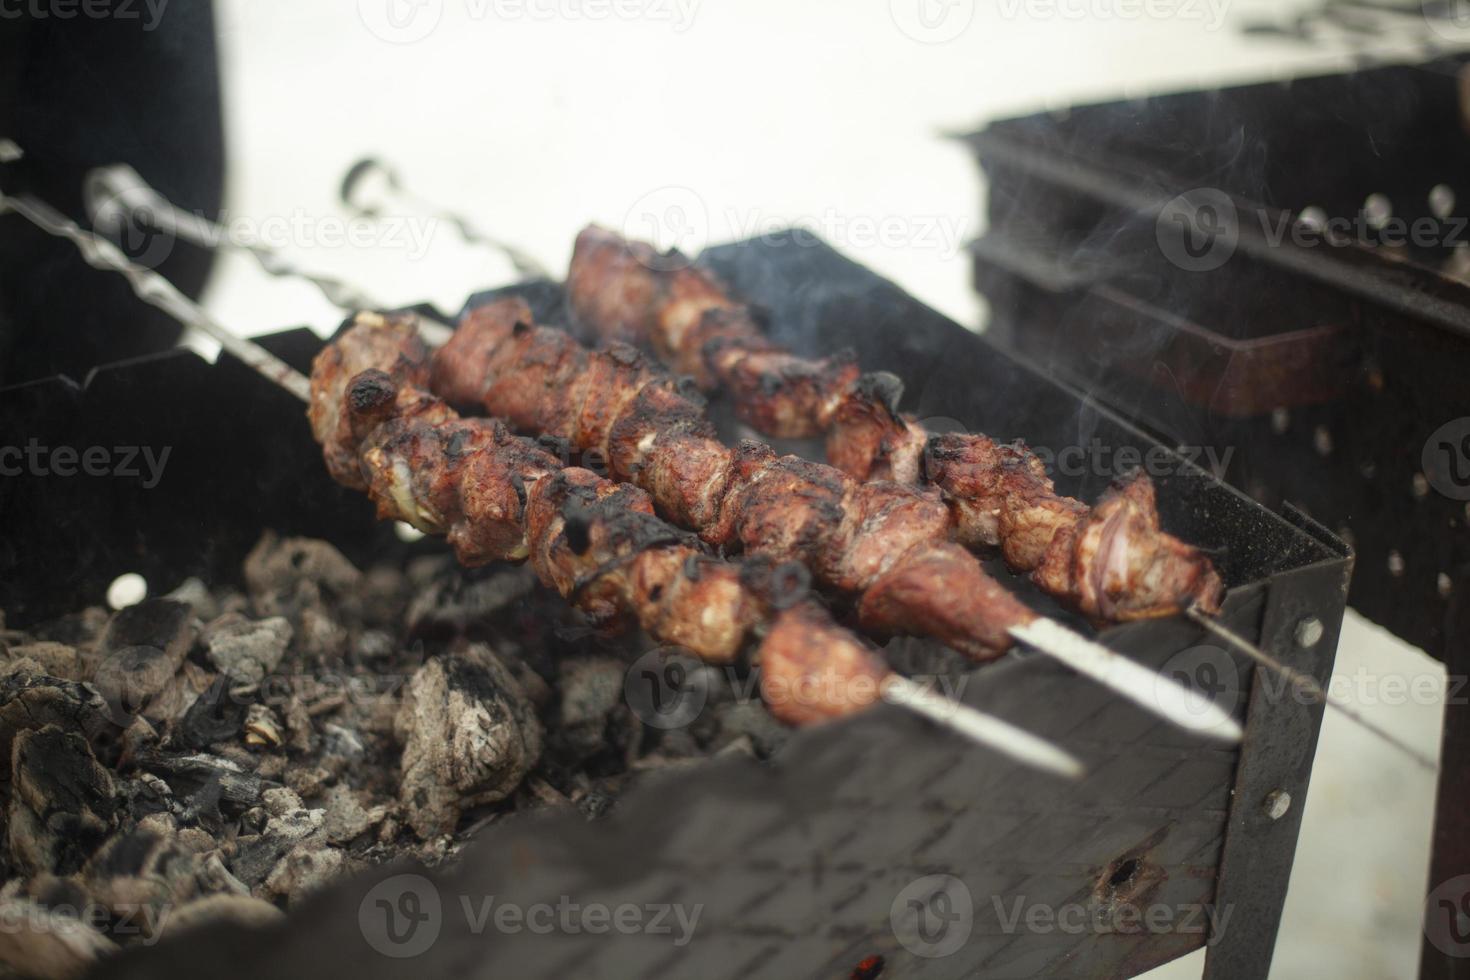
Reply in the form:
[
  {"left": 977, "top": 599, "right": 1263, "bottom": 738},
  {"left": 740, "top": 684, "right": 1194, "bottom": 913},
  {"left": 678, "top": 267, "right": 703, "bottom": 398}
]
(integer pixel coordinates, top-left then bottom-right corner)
[
  {"left": 352, "top": 628, "right": 397, "bottom": 664},
  {"left": 91, "top": 645, "right": 185, "bottom": 724},
  {"left": 163, "top": 577, "right": 218, "bottom": 621},
  {"left": 714, "top": 700, "right": 790, "bottom": 758},
  {"left": 556, "top": 657, "right": 639, "bottom": 765},
  {"left": 297, "top": 606, "right": 348, "bottom": 662},
  {"left": 99, "top": 599, "right": 194, "bottom": 668},
  {"left": 283, "top": 765, "right": 332, "bottom": 799},
  {"left": 82, "top": 826, "right": 201, "bottom": 939},
  {"left": 194, "top": 852, "right": 250, "bottom": 897},
  {"left": 319, "top": 784, "right": 389, "bottom": 845},
  {"left": 6, "top": 642, "right": 84, "bottom": 681},
  {"left": 10, "top": 726, "right": 117, "bottom": 876},
  {"left": 405, "top": 565, "right": 537, "bottom": 639},
  {"left": 202, "top": 614, "right": 292, "bottom": 685},
  {"left": 262, "top": 843, "right": 347, "bottom": 905},
  {"left": 159, "top": 893, "right": 283, "bottom": 938},
  {"left": 134, "top": 751, "right": 264, "bottom": 818},
  {"left": 175, "top": 676, "right": 249, "bottom": 750},
  {"left": 243, "top": 532, "right": 361, "bottom": 619},
  {"left": 141, "top": 661, "right": 214, "bottom": 731},
  {"left": 0, "top": 898, "right": 116, "bottom": 979},
  {"left": 395, "top": 649, "right": 543, "bottom": 838},
  {"left": 883, "top": 635, "right": 971, "bottom": 678},
  {"left": 0, "top": 665, "right": 117, "bottom": 768}
]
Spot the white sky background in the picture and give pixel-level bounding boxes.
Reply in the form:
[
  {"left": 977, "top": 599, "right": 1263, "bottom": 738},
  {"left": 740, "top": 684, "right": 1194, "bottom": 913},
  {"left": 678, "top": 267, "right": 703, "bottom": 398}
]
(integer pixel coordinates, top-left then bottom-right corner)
[{"left": 200, "top": 3, "right": 1457, "bottom": 977}]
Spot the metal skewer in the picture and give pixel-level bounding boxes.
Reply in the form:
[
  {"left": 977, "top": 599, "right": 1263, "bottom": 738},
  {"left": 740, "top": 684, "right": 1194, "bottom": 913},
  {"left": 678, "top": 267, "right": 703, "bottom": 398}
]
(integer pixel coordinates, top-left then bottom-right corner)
[
  {"left": 1188, "top": 607, "right": 1438, "bottom": 773},
  {"left": 0, "top": 181, "right": 1087, "bottom": 778},
  {"left": 72, "top": 165, "right": 1247, "bottom": 746}
]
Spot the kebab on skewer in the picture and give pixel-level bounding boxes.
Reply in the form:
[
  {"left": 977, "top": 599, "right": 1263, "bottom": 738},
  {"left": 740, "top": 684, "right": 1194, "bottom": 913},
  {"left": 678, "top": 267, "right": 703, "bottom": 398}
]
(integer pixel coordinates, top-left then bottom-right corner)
[
  {"left": 425, "top": 297, "right": 1242, "bottom": 741},
  {"left": 434, "top": 296, "right": 1223, "bottom": 629},
  {"left": 565, "top": 226, "right": 1225, "bottom": 620},
  {"left": 0, "top": 184, "right": 1090, "bottom": 776}
]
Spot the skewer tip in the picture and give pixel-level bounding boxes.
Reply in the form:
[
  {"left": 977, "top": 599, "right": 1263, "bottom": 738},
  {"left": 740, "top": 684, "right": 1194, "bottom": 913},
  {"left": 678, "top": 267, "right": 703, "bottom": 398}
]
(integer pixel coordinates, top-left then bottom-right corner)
[{"left": 881, "top": 674, "right": 1086, "bottom": 780}]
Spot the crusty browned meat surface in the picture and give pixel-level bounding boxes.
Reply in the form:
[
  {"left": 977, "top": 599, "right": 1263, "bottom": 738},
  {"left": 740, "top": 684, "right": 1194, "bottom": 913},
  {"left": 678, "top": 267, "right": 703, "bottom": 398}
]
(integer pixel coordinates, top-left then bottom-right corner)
[
  {"left": 437, "top": 299, "right": 1223, "bottom": 622},
  {"left": 309, "top": 312, "right": 896, "bottom": 726}
]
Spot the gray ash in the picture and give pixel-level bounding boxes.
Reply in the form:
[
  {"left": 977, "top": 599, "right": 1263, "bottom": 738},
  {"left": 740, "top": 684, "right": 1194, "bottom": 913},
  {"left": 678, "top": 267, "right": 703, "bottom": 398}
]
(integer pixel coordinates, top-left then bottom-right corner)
[{"left": 0, "top": 532, "right": 783, "bottom": 978}]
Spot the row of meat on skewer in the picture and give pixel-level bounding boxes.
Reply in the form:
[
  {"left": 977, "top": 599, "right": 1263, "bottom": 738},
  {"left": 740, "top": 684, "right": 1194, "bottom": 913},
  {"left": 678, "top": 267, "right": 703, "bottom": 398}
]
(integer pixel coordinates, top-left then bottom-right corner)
[{"left": 302, "top": 228, "right": 1237, "bottom": 766}]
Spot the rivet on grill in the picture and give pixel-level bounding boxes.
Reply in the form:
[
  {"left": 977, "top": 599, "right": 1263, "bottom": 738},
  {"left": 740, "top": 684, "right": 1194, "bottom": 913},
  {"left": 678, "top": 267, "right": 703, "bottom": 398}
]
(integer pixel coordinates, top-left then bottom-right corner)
[
  {"left": 1294, "top": 617, "right": 1324, "bottom": 649},
  {"left": 1413, "top": 473, "right": 1430, "bottom": 499},
  {"left": 1363, "top": 193, "right": 1393, "bottom": 231},
  {"left": 1439, "top": 573, "right": 1454, "bottom": 599},
  {"left": 1430, "top": 184, "right": 1456, "bottom": 220},
  {"left": 1388, "top": 551, "right": 1406, "bottom": 577},
  {"left": 1313, "top": 426, "right": 1333, "bottom": 456},
  {"left": 1263, "top": 789, "right": 1292, "bottom": 821},
  {"left": 1271, "top": 407, "right": 1290, "bottom": 434},
  {"left": 106, "top": 572, "right": 148, "bottom": 610}
]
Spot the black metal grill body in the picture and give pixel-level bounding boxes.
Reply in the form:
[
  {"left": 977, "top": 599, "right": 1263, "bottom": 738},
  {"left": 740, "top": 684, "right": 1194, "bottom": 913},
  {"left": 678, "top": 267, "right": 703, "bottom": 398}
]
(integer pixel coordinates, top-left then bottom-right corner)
[{"left": 0, "top": 236, "right": 1348, "bottom": 979}]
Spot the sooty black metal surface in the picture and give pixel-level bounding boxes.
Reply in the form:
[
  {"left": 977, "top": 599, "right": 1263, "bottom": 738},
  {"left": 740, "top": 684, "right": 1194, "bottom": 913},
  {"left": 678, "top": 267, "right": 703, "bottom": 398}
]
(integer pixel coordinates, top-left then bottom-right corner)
[{"left": 1, "top": 235, "right": 1347, "bottom": 979}]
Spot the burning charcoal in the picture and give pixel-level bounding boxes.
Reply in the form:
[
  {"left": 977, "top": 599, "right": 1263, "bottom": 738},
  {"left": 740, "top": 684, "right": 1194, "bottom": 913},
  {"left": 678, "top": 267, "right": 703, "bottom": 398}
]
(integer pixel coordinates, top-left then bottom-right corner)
[
  {"left": 195, "top": 852, "right": 250, "bottom": 897},
  {"left": 297, "top": 606, "right": 348, "bottom": 662},
  {"left": 395, "top": 648, "right": 543, "bottom": 838},
  {"left": 320, "top": 784, "right": 389, "bottom": 845},
  {"left": 82, "top": 826, "right": 201, "bottom": 940},
  {"left": 0, "top": 664, "right": 117, "bottom": 768},
  {"left": 100, "top": 598, "right": 194, "bottom": 665},
  {"left": 557, "top": 657, "right": 638, "bottom": 764},
  {"left": 159, "top": 893, "right": 283, "bottom": 938},
  {"left": 353, "top": 628, "right": 397, "bottom": 664},
  {"left": 10, "top": 726, "right": 117, "bottom": 876},
  {"left": 357, "top": 565, "right": 411, "bottom": 629},
  {"left": 714, "top": 701, "right": 791, "bottom": 758},
  {"left": 262, "top": 843, "right": 346, "bottom": 905},
  {"left": 405, "top": 565, "right": 537, "bottom": 638},
  {"left": 27, "top": 607, "right": 110, "bottom": 655},
  {"left": 0, "top": 898, "right": 116, "bottom": 979},
  {"left": 202, "top": 614, "right": 293, "bottom": 685},
  {"left": 163, "top": 577, "right": 219, "bottom": 621},
  {"left": 6, "top": 642, "right": 83, "bottom": 681},
  {"left": 91, "top": 646, "right": 184, "bottom": 724},
  {"left": 134, "top": 751, "right": 264, "bottom": 818},
  {"left": 175, "top": 676, "right": 249, "bottom": 750},
  {"left": 141, "top": 661, "right": 215, "bottom": 731},
  {"left": 243, "top": 532, "right": 362, "bottom": 619}
]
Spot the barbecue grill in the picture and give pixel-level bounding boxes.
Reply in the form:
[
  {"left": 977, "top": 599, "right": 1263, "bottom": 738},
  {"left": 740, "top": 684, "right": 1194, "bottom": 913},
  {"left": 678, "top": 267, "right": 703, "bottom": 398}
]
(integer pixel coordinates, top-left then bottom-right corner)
[
  {"left": 0, "top": 231, "right": 1349, "bottom": 978},
  {"left": 963, "top": 52, "right": 1469, "bottom": 980}
]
